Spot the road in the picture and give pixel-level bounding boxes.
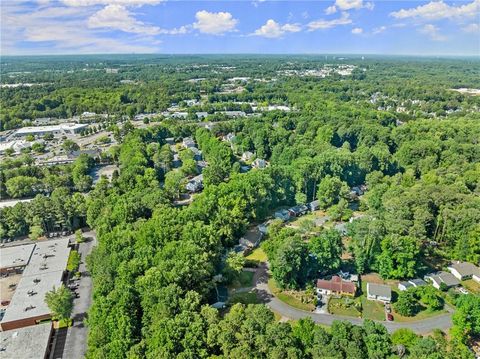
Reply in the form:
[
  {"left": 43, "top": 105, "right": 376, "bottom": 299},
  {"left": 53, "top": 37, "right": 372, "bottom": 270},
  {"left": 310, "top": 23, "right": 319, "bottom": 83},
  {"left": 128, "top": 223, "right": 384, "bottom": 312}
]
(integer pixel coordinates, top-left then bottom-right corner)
[
  {"left": 61, "top": 230, "right": 97, "bottom": 359},
  {"left": 253, "top": 264, "right": 453, "bottom": 334}
]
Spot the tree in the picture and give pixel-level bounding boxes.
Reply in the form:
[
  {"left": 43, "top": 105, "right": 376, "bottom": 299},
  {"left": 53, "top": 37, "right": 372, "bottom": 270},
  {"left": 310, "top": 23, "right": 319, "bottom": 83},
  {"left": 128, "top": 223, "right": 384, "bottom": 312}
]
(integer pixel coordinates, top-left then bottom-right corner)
[
  {"left": 316, "top": 175, "right": 348, "bottom": 209},
  {"left": 164, "top": 170, "right": 185, "bottom": 200},
  {"left": 271, "top": 237, "right": 313, "bottom": 289},
  {"left": 451, "top": 294, "right": 480, "bottom": 344},
  {"left": 67, "top": 250, "right": 81, "bottom": 272},
  {"left": 391, "top": 328, "right": 419, "bottom": 348},
  {"left": 29, "top": 224, "right": 44, "bottom": 240},
  {"left": 419, "top": 286, "right": 444, "bottom": 311},
  {"left": 223, "top": 251, "right": 246, "bottom": 283},
  {"left": 62, "top": 139, "right": 80, "bottom": 153},
  {"left": 75, "top": 229, "right": 85, "bottom": 243},
  {"left": 5, "top": 176, "right": 41, "bottom": 198},
  {"left": 45, "top": 285, "right": 74, "bottom": 321},
  {"left": 394, "top": 289, "right": 419, "bottom": 317},
  {"left": 308, "top": 229, "right": 343, "bottom": 275},
  {"left": 377, "top": 235, "right": 420, "bottom": 279}
]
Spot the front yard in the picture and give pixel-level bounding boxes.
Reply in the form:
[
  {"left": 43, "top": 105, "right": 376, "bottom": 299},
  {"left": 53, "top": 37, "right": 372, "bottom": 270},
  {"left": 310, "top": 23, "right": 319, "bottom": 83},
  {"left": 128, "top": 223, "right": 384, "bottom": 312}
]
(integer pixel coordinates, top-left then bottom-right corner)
[
  {"left": 268, "top": 279, "right": 315, "bottom": 311},
  {"left": 328, "top": 297, "right": 362, "bottom": 317},
  {"left": 361, "top": 297, "right": 386, "bottom": 321}
]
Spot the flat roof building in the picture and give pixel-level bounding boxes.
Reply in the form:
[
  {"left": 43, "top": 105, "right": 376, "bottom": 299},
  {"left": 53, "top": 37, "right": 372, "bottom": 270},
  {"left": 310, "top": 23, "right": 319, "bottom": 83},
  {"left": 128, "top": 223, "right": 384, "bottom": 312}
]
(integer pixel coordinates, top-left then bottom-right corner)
[
  {"left": 11, "top": 123, "right": 87, "bottom": 138},
  {"left": 0, "top": 244, "right": 35, "bottom": 274},
  {"left": 0, "top": 322, "right": 53, "bottom": 359}
]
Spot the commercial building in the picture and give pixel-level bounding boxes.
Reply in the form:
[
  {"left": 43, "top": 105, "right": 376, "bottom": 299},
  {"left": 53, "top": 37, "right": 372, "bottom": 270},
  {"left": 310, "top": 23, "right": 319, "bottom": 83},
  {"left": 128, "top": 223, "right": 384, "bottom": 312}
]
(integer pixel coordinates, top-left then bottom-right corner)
[
  {"left": 0, "top": 238, "right": 71, "bottom": 331},
  {"left": 0, "top": 322, "right": 53, "bottom": 359},
  {"left": 11, "top": 123, "right": 88, "bottom": 139}
]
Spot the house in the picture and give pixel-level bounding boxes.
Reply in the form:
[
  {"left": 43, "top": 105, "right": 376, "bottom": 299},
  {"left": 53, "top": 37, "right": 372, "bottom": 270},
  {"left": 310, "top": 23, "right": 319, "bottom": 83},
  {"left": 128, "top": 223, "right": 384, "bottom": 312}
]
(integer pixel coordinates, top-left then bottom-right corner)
[
  {"left": 308, "top": 200, "right": 320, "bottom": 212},
  {"left": 185, "top": 174, "right": 203, "bottom": 193},
  {"left": 222, "top": 133, "right": 236, "bottom": 143},
  {"left": 258, "top": 221, "right": 272, "bottom": 235},
  {"left": 409, "top": 278, "right": 427, "bottom": 288},
  {"left": 189, "top": 147, "right": 202, "bottom": 161},
  {"left": 448, "top": 262, "right": 480, "bottom": 282},
  {"left": 288, "top": 205, "right": 308, "bottom": 217},
  {"left": 316, "top": 276, "right": 356, "bottom": 297},
  {"left": 252, "top": 158, "right": 267, "bottom": 169},
  {"left": 239, "top": 227, "right": 263, "bottom": 249},
  {"left": 398, "top": 281, "right": 414, "bottom": 291},
  {"left": 196, "top": 112, "right": 209, "bottom": 120},
  {"left": 367, "top": 283, "right": 392, "bottom": 303},
  {"left": 241, "top": 151, "right": 255, "bottom": 162},
  {"left": 425, "top": 271, "right": 460, "bottom": 289},
  {"left": 182, "top": 137, "right": 196, "bottom": 148},
  {"left": 334, "top": 223, "right": 348, "bottom": 236},
  {"left": 165, "top": 137, "right": 175, "bottom": 145},
  {"left": 196, "top": 160, "right": 208, "bottom": 173},
  {"left": 274, "top": 209, "right": 291, "bottom": 222},
  {"left": 172, "top": 154, "right": 182, "bottom": 168}
]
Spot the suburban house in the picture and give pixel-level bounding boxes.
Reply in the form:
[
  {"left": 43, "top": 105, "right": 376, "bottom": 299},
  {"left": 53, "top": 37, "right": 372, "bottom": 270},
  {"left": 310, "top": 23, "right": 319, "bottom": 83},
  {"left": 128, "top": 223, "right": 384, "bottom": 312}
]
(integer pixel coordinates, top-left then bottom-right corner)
[
  {"left": 172, "top": 154, "right": 182, "bottom": 168},
  {"left": 425, "top": 271, "right": 460, "bottom": 289},
  {"left": 239, "top": 227, "right": 263, "bottom": 250},
  {"left": 182, "top": 137, "right": 196, "bottom": 148},
  {"left": 448, "top": 262, "right": 480, "bottom": 283},
  {"left": 241, "top": 151, "right": 255, "bottom": 162},
  {"left": 188, "top": 147, "right": 202, "bottom": 161},
  {"left": 252, "top": 158, "right": 268, "bottom": 169},
  {"left": 367, "top": 283, "right": 392, "bottom": 303},
  {"left": 398, "top": 278, "right": 427, "bottom": 291},
  {"left": 185, "top": 174, "right": 203, "bottom": 193},
  {"left": 308, "top": 200, "right": 320, "bottom": 212},
  {"left": 222, "top": 133, "right": 236, "bottom": 143},
  {"left": 274, "top": 209, "right": 291, "bottom": 222},
  {"left": 288, "top": 204, "right": 308, "bottom": 217},
  {"left": 165, "top": 137, "right": 175, "bottom": 145},
  {"left": 316, "top": 276, "right": 356, "bottom": 297}
]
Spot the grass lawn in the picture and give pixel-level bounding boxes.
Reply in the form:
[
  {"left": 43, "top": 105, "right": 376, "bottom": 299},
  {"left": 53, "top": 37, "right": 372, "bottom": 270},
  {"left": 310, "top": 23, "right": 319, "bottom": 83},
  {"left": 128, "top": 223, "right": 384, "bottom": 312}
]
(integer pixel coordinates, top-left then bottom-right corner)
[
  {"left": 268, "top": 279, "right": 315, "bottom": 312},
  {"left": 462, "top": 279, "right": 480, "bottom": 294},
  {"left": 361, "top": 297, "right": 385, "bottom": 321},
  {"left": 328, "top": 297, "right": 362, "bottom": 317},
  {"left": 228, "top": 291, "right": 260, "bottom": 305},
  {"left": 392, "top": 307, "right": 447, "bottom": 322},
  {"left": 246, "top": 248, "right": 267, "bottom": 263},
  {"left": 229, "top": 271, "right": 255, "bottom": 289}
]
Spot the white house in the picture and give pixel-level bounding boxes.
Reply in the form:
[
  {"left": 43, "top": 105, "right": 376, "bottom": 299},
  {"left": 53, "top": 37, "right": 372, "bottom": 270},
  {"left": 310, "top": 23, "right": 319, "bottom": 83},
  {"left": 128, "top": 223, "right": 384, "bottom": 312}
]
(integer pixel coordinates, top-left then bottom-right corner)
[
  {"left": 425, "top": 271, "right": 460, "bottom": 289},
  {"left": 366, "top": 283, "right": 392, "bottom": 303},
  {"left": 448, "top": 262, "right": 480, "bottom": 283}
]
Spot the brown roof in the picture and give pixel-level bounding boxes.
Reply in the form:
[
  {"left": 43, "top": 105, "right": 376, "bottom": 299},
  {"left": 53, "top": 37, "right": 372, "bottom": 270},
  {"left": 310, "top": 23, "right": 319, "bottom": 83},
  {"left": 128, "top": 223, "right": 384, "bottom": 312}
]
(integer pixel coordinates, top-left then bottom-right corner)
[{"left": 316, "top": 275, "right": 356, "bottom": 294}]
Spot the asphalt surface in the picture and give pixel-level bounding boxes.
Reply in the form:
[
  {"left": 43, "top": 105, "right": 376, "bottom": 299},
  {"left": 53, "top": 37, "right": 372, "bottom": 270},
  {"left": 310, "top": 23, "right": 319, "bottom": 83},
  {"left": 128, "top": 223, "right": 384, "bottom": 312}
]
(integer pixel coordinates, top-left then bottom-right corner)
[
  {"left": 61, "top": 231, "right": 97, "bottom": 359},
  {"left": 253, "top": 264, "right": 453, "bottom": 334}
]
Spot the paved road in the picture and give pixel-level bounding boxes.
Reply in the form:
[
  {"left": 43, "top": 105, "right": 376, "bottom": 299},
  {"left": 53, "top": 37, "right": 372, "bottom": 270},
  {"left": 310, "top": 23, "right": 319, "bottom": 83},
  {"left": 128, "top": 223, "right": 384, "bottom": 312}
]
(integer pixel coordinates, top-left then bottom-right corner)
[
  {"left": 253, "top": 264, "right": 453, "bottom": 334},
  {"left": 62, "top": 231, "right": 97, "bottom": 359}
]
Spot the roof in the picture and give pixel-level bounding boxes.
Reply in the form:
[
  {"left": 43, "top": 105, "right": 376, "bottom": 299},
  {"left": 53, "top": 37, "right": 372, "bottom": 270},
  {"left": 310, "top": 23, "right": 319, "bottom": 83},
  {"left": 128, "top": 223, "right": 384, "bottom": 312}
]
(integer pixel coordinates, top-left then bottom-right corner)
[
  {"left": 316, "top": 276, "right": 356, "bottom": 294},
  {"left": 409, "top": 278, "right": 427, "bottom": 287},
  {"left": 0, "top": 198, "right": 34, "bottom": 209},
  {"left": 367, "top": 283, "right": 391, "bottom": 298},
  {"left": 449, "top": 262, "right": 480, "bottom": 277},
  {"left": 399, "top": 281, "right": 414, "bottom": 289},
  {"left": 0, "top": 323, "right": 52, "bottom": 359},
  {"left": 22, "top": 238, "right": 71, "bottom": 276},
  {"left": 0, "top": 244, "right": 35, "bottom": 270},
  {"left": 427, "top": 271, "right": 460, "bottom": 287},
  {"left": 14, "top": 123, "right": 87, "bottom": 135}
]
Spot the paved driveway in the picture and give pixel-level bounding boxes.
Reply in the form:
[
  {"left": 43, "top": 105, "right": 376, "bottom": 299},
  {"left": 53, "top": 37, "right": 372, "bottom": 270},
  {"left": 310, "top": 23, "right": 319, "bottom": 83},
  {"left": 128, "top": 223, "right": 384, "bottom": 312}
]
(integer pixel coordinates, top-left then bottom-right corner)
[
  {"left": 253, "top": 264, "right": 453, "bottom": 334},
  {"left": 61, "top": 231, "right": 97, "bottom": 359}
]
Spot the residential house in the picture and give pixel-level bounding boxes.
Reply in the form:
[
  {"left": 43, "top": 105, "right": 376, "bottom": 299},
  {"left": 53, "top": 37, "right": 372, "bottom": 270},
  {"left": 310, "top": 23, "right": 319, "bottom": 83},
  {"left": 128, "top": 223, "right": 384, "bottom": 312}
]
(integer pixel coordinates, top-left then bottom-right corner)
[
  {"left": 165, "top": 137, "right": 175, "bottom": 145},
  {"left": 409, "top": 278, "right": 427, "bottom": 288},
  {"left": 185, "top": 174, "right": 203, "bottom": 193},
  {"left": 316, "top": 276, "right": 356, "bottom": 297},
  {"left": 252, "top": 158, "right": 267, "bottom": 169},
  {"left": 398, "top": 281, "right": 414, "bottom": 291},
  {"left": 425, "top": 271, "right": 460, "bottom": 289},
  {"left": 274, "top": 209, "right": 291, "bottom": 222},
  {"left": 288, "top": 204, "right": 308, "bottom": 217},
  {"left": 172, "top": 154, "right": 182, "bottom": 168},
  {"left": 448, "top": 262, "right": 480, "bottom": 283},
  {"left": 189, "top": 147, "right": 202, "bottom": 161},
  {"left": 308, "top": 200, "right": 320, "bottom": 212},
  {"left": 367, "top": 283, "right": 392, "bottom": 303},
  {"left": 196, "top": 112, "right": 209, "bottom": 120},
  {"left": 182, "top": 137, "right": 196, "bottom": 148},
  {"left": 222, "top": 133, "right": 236, "bottom": 143},
  {"left": 241, "top": 151, "right": 255, "bottom": 162}
]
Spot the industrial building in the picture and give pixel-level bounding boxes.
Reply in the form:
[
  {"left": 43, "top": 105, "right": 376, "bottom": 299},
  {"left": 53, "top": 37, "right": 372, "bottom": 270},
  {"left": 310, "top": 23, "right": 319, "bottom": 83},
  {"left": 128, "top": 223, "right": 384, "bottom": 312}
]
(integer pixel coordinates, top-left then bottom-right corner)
[
  {"left": 10, "top": 123, "right": 88, "bottom": 139},
  {"left": 0, "top": 322, "right": 53, "bottom": 359}
]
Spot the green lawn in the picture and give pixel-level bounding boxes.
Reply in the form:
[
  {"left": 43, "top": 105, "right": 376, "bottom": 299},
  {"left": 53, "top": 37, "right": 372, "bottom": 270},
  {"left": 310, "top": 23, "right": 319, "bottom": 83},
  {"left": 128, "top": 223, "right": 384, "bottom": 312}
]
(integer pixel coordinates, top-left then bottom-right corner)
[
  {"left": 361, "top": 297, "right": 386, "bottom": 321},
  {"left": 392, "top": 307, "right": 447, "bottom": 322},
  {"left": 462, "top": 279, "right": 480, "bottom": 294},
  {"left": 328, "top": 297, "right": 362, "bottom": 317},
  {"left": 228, "top": 291, "right": 260, "bottom": 305},
  {"left": 246, "top": 248, "right": 268, "bottom": 263},
  {"left": 268, "top": 279, "right": 315, "bottom": 312}
]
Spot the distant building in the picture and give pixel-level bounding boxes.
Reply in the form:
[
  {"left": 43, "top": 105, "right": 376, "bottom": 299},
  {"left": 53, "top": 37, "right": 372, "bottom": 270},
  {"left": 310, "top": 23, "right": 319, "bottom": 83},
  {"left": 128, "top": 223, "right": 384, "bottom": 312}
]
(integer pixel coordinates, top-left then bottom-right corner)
[
  {"left": 334, "top": 223, "right": 348, "bottom": 236},
  {"left": 398, "top": 281, "right": 414, "bottom": 291},
  {"left": 308, "top": 200, "right": 320, "bottom": 212},
  {"left": 185, "top": 174, "right": 203, "bottom": 193},
  {"left": 241, "top": 151, "right": 255, "bottom": 162},
  {"left": 425, "top": 271, "right": 460, "bottom": 290},
  {"left": 274, "top": 209, "right": 291, "bottom": 222},
  {"left": 182, "top": 137, "right": 196, "bottom": 148},
  {"left": 188, "top": 147, "right": 202, "bottom": 161},
  {"left": 316, "top": 276, "right": 356, "bottom": 297},
  {"left": 288, "top": 204, "right": 308, "bottom": 217},
  {"left": 252, "top": 158, "right": 267, "bottom": 169},
  {"left": 11, "top": 123, "right": 87, "bottom": 139},
  {"left": 448, "top": 262, "right": 480, "bottom": 282},
  {"left": 222, "top": 133, "right": 236, "bottom": 143},
  {"left": 366, "top": 283, "right": 392, "bottom": 303},
  {"left": 196, "top": 112, "right": 209, "bottom": 120}
]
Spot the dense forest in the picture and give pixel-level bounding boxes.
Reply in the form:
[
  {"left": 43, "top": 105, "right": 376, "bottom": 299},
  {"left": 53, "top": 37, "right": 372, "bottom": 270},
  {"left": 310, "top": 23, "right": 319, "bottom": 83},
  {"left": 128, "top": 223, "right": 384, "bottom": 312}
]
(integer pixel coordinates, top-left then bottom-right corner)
[{"left": 1, "top": 55, "right": 479, "bottom": 358}]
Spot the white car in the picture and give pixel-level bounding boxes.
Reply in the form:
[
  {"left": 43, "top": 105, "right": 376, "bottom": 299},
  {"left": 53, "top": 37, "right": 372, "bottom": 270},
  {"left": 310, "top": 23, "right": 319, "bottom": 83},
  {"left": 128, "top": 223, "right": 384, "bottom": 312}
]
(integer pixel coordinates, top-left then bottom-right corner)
[{"left": 458, "top": 287, "right": 469, "bottom": 295}]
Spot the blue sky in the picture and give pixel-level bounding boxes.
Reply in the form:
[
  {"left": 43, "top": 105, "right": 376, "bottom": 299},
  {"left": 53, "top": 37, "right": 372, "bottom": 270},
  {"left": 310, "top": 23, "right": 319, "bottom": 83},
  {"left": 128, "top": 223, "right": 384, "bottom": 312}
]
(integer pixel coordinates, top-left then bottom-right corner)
[{"left": 1, "top": 0, "right": 479, "bottom": 55}]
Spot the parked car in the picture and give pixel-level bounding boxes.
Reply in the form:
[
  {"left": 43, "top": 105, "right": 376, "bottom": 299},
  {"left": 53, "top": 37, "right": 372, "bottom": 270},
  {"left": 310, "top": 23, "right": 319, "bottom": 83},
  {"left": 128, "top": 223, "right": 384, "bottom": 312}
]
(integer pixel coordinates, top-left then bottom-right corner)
[
  {"left": 1, "top": 300, "right": 10, "bottom": 306},
  {"left": 386, "top": 313, "right": 394, "bottom": 321}
]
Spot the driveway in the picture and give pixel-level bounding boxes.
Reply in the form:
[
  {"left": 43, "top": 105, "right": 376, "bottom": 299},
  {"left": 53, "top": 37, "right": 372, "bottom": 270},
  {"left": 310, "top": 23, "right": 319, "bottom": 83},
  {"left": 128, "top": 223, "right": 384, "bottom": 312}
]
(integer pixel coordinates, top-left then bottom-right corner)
[
  {"left": 253, "top": 264, "right": 453, "bottom": 334},
  {"left": 61, "top": 230, "right": 97, "bottom": 359}
]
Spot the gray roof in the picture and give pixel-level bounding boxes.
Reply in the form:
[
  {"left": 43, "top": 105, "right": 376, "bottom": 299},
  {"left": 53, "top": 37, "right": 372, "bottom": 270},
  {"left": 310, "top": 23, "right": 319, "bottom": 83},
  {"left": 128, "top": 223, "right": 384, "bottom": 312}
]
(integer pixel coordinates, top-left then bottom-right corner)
[
  {"left": 0, "top": 244, "right": 35, "bottom": 270},
  {"left": 427, "top": 271, "right": 460, "bottom": 287},
  {"left": 409, "top": 278, "right": 427, "bottom": 287},
  {"left": 399, "top": 281, "right": 414, "bottom": 289},
  {"left": 367, "top": 283, "right": 392, "bottom": 298},
  {"left": 0, "top": 323, "right": 52, "bottom": 359},
  {"left": 449, "top": 262, "right": 480, "bottom": 277}
]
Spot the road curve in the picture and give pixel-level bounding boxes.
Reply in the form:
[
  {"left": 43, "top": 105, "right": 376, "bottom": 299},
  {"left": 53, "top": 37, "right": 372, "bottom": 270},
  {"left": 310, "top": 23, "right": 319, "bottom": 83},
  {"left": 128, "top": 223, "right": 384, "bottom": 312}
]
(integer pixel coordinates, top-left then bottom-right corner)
[{"left": 253, "top": 264, "right": 453, "bottom": 334}]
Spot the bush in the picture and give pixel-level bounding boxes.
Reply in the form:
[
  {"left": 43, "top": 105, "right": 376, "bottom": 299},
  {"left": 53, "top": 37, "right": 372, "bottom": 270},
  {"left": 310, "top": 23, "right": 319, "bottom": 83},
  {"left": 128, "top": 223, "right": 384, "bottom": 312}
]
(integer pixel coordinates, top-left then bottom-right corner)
[{"left": 394, "top": 289, "right": 419, "bottom": 317}]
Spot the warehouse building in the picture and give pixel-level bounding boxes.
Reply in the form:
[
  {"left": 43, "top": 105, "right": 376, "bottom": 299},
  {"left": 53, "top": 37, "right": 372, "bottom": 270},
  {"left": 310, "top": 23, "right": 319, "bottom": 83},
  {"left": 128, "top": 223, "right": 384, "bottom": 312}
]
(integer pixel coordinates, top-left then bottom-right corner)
[
  {"left": 10, "top": 123, "right": 88, "bottom": 139},
  {"left": 0, "top": 322, "right": 53, "bottom": 359}
]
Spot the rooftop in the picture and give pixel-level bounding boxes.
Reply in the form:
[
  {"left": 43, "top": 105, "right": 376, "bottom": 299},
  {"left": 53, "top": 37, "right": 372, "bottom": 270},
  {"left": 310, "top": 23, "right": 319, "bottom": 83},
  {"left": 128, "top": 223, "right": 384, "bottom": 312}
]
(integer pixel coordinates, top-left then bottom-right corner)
[
  {"left": 367, "top": 282, "right": 392, "bottom": 298},
  {"left": 22, "top": 238, "right": 71, "bottom": 276},
  {"left": 449, "top": 262, "right": 480, "bottom": 277},
  {"left": 0, "top": 244, "right": 35, "bottom": 270},
  {"left": 317, "top": 276, "right": 356, "bottom": 294},
  {"left": 0, "top": 323, "right": 52, "bottom": 359},
  {"left": 14, "top": 123, "right": 87, "bottom": 135}
]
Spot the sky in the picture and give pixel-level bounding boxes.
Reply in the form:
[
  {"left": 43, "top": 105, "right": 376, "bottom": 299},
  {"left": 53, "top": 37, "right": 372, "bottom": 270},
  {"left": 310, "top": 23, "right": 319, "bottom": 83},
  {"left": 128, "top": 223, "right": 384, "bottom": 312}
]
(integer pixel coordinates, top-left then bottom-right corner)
[{"left": 1, "top": 0, "right": 479, "bottom": 56}]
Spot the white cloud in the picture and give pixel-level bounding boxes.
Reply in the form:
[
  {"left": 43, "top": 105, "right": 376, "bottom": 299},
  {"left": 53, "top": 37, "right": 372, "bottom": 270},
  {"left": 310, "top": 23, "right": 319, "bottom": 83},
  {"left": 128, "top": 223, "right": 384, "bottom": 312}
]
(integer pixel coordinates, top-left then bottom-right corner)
[
  {"left": 307, "top": 12, "right": 352, "bottom": 30},
  {"left": 419, "top": 24, "right": 448, "bottom": 41},
  {"left": 252, "top": 19, "right": 301, "bottom": 38},
  {"left": 462, "top": 23, "right": 480, "bottom": 33},
  {"left": 372, "top": 25, "right": 387, "bottom": 34},
  {"left": 391, "top": 0, "right": 479, "bottom": 21},
  {"left": 87, "top": 4, "right": 160, "bottom": 35},
  {"left": 335, "top": 0, "right": 374, "bottom": 11},
  {"left": 351, "top": 27, "right": 363, "bottom": 34},
  {"left": 62, "top": 0, "right": 163, "bottom": 6},
  {"left": 325, "top": 5, "right": 337, "bottom": 15},
  {"left": 193, "top": 10, "right": 238, "bottom": 34}
]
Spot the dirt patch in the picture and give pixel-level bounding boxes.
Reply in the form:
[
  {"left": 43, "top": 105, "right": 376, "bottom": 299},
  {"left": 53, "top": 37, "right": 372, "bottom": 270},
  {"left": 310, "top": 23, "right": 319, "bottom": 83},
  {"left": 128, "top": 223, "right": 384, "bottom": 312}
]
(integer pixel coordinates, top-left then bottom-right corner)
[{"left": 0, "top": 273, "right": 22, "bottom": 307}]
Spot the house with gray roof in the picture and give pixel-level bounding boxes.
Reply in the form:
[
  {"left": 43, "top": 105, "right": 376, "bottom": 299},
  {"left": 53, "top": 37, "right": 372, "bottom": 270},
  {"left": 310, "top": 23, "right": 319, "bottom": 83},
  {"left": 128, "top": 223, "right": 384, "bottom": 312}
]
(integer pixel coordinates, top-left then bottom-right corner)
[{"left": 367, "top": 283, "right": 392, "bottom": 303}]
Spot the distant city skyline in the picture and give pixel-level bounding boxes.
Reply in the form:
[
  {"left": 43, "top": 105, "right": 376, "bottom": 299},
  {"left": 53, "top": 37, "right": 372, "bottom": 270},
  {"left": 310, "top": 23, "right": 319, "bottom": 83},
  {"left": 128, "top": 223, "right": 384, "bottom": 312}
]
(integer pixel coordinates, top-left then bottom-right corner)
[{"left": 1, "top": 0, "right": 479, "bottom": 56}]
